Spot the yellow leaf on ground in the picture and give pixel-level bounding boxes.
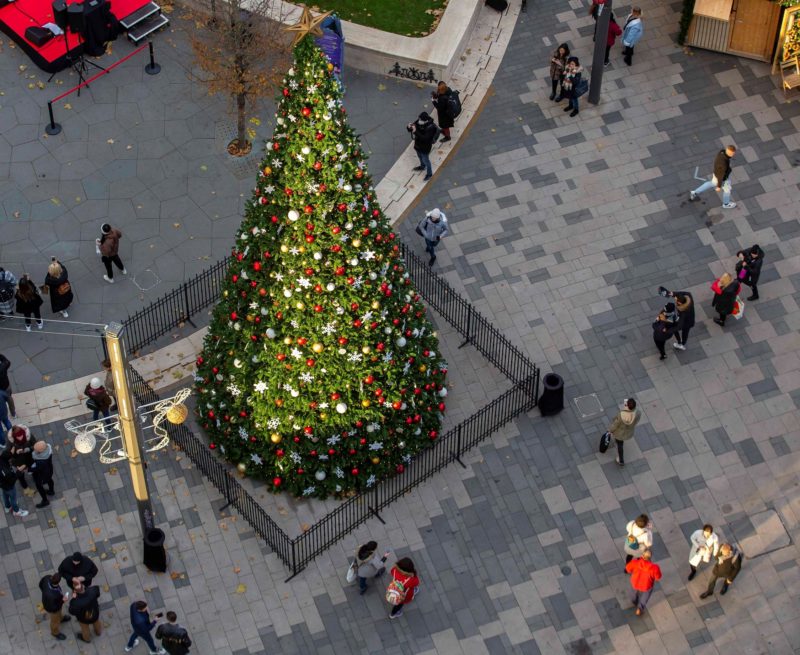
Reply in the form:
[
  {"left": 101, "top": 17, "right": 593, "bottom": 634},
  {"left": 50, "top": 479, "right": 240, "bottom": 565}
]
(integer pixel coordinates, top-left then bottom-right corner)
[
  {"left": 235, "top": 583, "right": 246, "bottom": 594},
  {"left": 58, "top": 510, "right": 68, "bottom": 518}
]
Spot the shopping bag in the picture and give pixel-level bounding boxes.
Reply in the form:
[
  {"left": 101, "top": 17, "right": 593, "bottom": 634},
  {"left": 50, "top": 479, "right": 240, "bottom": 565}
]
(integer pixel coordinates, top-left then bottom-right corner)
[
  {"left": 598, "top": 431, "right": 611, "bottom": 453},
  {"left": 345, "top": 560, "right": 357, "bottom": 584},
  {"left": 732, "top": 296, "right": 745, "bottom": 320}
]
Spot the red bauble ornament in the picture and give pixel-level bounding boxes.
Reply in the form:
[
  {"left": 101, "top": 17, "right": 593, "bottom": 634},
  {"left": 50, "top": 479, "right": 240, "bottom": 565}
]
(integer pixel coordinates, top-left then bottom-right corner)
[
  {"left": 335, "top": 266, "right": 345, "bottom": 276},
  {"left": 306, "top": 358, "right": 315, "bottom": 367},
  {"left": 355, "top": 420, "right": 364, "bottom": 428},
  {"left": 315, "top": 132, "right": 324, "bottom": 141},
  {"left": 276, "top": 449, "right": 284, "bottom": 456},
  {"left": 304, "top": 204, "right": 313, "bottom": 214},
  {"left": 239, "top": 411, "right": 247, "bottom": 418},
  {"left": 259, "top": 288, "right": 267, "bottom": 296},
  {"left": 196, "top": 356, "right": 204, "bottom": 365},
  {"left": 310, "top": 450, "right": 317, "bottom": 457},
  {"left": 272, "top": 142, "right": 280, "bottom": 151},
  {"left": 212, "top": 367, "right": 219, "bottom": 373},
  {"left": 328, "top": 448, "right": 336, "bottom": 456},
  {"left": 313, "top": 161, "right": 322, "bottom": 171},
  {"left": 331, "top": 392, "right": 340, "bottom": 400},
  {"left": 376, "top": 342, "right": 385, "bottom": 351},
  {"left": 305, "top": 234, "right": 315, "bottom": 243},
  {"left": 372, "top": 209, "right": 380, "bottom": 217},
  {"left": 439, "top": 403, "right": 446, "bottom": 411},
  {"left": 282, "top": 88, "right": 289, "bottom": 96},
  {"left": 297, "top": 468, "right": 304, "bottom": 474},
  {"left": 273, "top": 476, "right": 282, "bottom": 486},
  {"left": 209, "top": 443, "right": 216, "bottom": 449},
  {"left": 338, "top": 336, "right": 348, "bottom": 345},
  {"left": 250, "top": 335, "right": 258, "bottom": 342},
  {"left": 364, "top": 375, "right": 374, "bottom": 384},
  {"left": 297, "top": 337, "right": 308, "bottom": 346},
  {"left": 351, "top": 468, "right": 359, "bottom": 476},
  {"left": 232, "top": 274, "right": 239, "bottom": 282},
  {"left": 304, "top": 267, "right": 314, "bottom": 275},
  {"left": 304, "top": 426, "right": 313, "bottom": 435},
  {"left": 355, "top": 170, "right": 363, "bottom": 179},
  {"left": 301, "top": 106, "right": 312, "bottom": 117},
  {"left": 276, "top": 353, "right": 286, "bottom": 361},
  {"left": 293, "top": 436, "right": 301, "bottom": 443},
  {"left": 429, "top": 430, "right": 438, "bottom": 439},
  {"left": 359, "top": 438, "right": 367, "bottom": 445},
  {"left": 250, "top": 436, "right": 257, "bottom": 442},
  {"left": 332, "top": 226, "right": 341, "bottom": 234},
  {"left": 208, "top": 410, "right": 215, "bottom": 418},
  {"left": 353, "top": 319, "right": 362, "bottom": 328},
  {"left": 253, "top": 262, "right": 261, "bottom": 271},
  {"left": 396, "top": 464, "right": 405, "bottom": 473},
  {"left": 337, "top": 203, "right": 347, "bottom": 212},
  {"left": 314, "top": 305, "right": 322, "bottom": 313},
  {"left": 392, "top": 401, "right": 402, "bottom": 410},
  {"left": 230, "top": 312, "right": 238, "bottom": 320},
  {"left": 271, "top": 215, "right": 279, "bottom": 223},
  {"left": 331, "top": 245, "right": 341, "bottom": 253},
  {"left": 349, "top": 448, "right": 356, "bottom": 455}
]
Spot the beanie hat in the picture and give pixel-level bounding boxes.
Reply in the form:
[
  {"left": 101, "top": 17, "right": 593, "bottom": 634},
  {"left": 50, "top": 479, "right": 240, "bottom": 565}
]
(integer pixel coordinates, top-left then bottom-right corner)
[
  {"left": 101, "top": 223, "right": 111, "bottom": 235},
  {"left": 429, "top": 209, "right": 441, "bottom": 220},
  {"left": 89, "top": 377, "right": 102, "bottom": 389},
  {"left": 418, "top": 112, "right": 431, "bottom": 122}
]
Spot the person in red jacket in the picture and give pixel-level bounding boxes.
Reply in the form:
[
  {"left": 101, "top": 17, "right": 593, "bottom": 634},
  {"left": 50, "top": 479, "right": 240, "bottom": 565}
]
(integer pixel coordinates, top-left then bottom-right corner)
[
  {"left": 605, "top": 14, "right": 623, "bottom": 66},
  {"left": 387, "top": 557, "right": 420, "bottom": 619},
  {"left": 625, "top": 549, "right": 662, "bottom": 616}
]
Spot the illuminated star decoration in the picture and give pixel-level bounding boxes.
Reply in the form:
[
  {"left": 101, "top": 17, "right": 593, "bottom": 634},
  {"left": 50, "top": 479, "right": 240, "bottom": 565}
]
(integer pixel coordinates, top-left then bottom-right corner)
[{"left": 285, "top": 7, "right": 332, "bottom": 46}]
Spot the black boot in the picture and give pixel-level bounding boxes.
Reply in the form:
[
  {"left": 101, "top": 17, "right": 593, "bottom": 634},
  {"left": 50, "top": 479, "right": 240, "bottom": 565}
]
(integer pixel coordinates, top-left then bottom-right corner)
[{"left": 713, "top": 318, "right": 725, "bottom": 326}]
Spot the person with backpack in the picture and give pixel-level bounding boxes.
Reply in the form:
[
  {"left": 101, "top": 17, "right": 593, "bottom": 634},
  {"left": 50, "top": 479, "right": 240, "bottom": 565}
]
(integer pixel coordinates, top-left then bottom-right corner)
[
  {"left": 700, "top": 543, "right": 742, "bottom": 598},
  {"left": 386, "top": 557, "right": 420, "bottom": 619},
  {"left": 155, "top": 611, "right": 192, "bottom": 655},
  {"left": 561, "top": 57, "right": 583, "bottom": 118},
  {"left": 0, "top": 450, "right": 29, "bottom": 517},
  {"left": 431, "top": 81, "right": 459, "bottom": 143},
  {"left": 352, "top": 541, "right": 389, "bottom": 595},
  {"left": 406, "top": 112, "right": 439, "bottom": 181},
  {"left": 69, "top": 580, "right": 103, "bottom": 643},
  {"left": 416, "top": 208, "right": 449, "bottom": 267},
  {"left": 97, "top": 223, "right": 127, "bottom": 284},
  {"left": 0, "top": 267, "right": 18, "bottom": 318},
  {"left": 43, "top": 258, "right": 73, "bottom": 318},
  {"left": 15, "top": 275, "right": 44, "bottom": 331}
]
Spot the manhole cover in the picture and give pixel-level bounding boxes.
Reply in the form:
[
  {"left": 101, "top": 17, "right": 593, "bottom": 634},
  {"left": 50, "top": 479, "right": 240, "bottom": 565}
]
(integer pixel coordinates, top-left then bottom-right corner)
[
  {"left": 731, "top": 509, "right": 790, "bottom": 558},
  {"left": 574, "top": 394, "right": 603, "bottom": 419},
  {"left": 132, "top": 269, "right": 161, "bottom": 292},
  {"left": 560, "top": 566, "right": 571, "bottom": 576}
]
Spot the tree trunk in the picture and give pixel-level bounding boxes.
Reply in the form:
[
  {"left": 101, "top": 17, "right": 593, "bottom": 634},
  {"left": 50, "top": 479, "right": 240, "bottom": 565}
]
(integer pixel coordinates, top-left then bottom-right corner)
[{"left": 236, "top": 92, "right": 246, "bottom": 149}]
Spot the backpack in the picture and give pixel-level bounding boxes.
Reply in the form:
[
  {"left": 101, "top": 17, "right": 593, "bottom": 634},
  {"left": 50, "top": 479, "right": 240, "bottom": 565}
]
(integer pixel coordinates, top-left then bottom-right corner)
[
  {"left": 447, "top": 90, "right": 462, "bottom": 119},
  {"left": 0, "top": 275, "right": 13, "bottom": 303},
  {"left": 385, "top": 578, "right": 407, "bottom": 605}
]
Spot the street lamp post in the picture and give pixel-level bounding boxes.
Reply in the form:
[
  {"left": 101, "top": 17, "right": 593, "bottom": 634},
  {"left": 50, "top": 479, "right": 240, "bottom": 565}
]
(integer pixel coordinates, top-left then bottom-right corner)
[{"left": 104, "top": 321, "right": 154, "bottom": 536}]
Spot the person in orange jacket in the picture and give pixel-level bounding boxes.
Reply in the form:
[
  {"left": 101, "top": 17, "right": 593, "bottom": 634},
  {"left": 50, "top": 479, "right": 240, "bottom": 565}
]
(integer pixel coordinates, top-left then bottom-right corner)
[
  {"left": 625, "top": 549, "right": 662, "bottom": 616},
  {"left": 386, "top": 557, "right": 420, "bottom": 619}
]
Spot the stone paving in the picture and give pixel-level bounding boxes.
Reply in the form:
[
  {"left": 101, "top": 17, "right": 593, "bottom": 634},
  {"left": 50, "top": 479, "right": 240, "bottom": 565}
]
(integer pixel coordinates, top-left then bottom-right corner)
[{"left": 2, "top": 0, "right": 800, "bottom": 654}]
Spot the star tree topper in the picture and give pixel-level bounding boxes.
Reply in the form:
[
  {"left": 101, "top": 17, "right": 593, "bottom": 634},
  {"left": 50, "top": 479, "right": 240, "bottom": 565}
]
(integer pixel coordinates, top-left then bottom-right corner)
[{"left": 285, "top": 7, "right": 332, "bottom": 46}]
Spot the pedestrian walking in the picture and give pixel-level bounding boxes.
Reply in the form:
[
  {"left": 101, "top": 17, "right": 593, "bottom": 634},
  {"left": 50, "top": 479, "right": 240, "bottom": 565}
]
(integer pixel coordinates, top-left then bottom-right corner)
[
  {"left": 622, "top": 7, "right": 644, "bottom": 66},
  {"left": 688, "top": 524, "right": 720, "bottom": 580},
  {"left": 0, "top": 450, "right": 29, "bottom": 517},
  {"left": 561, "top": 57, "right": 583, "bottom": 117},
  {"left": 416, "top": 208, "right": 449, "bottom": 267},
  {"left": 84, "top": 377, "right": 113, "bottom": 422},
  {"left": 352, "top": 541, "right": 389, "bottom": 595},
  {"left": 0, "top": 389, "right": 12, "bottom": 439},
  {"left": 407, "top": 112, "right": 439, "bottom": 181},
  {"left": 710, "top": 272, "right": 741, "bottom": 326},
  {"left": 736, "top": 245, "right": 764, "bottom": 301},
  {"left": 606, "top": 398, "right": 640, "bottom": 467},
  {"left": 0, "top": 352, "right": 16, "bottom": 421},
  {"left": 0, "top": 266, "right": 17, "bottom": 318},
  {"left": 125, "top": 600, "right": 166, "bottom": 654},
  {"left": 431, "top": 81, "right": 454, "bottom": 142},
  {"left": 58, "top": 551, "right": 99, "bottom": 590},
  {"left": 653, "top": 303, "right": 679, "bottom": 360},
  {"left": 549, "top": 43, "right": 570, "bottom": 101},
  {"left": 155, "top": 611, "right": 192, "bottom": 655},
  {"left": 625, "top": 550, "right": 661, "bottom": 616},
  {"left": 689, "top": 145, "right": 737, "bottom": 209},
  {"left": 39, "top": 572, "right": 72, "bottom": 641},
  {"left": 31, "top": 440, "right": 56, "bottom": 508},
  {"left": 43, "top": 258, "right": 73, "bottom": 318},
  {"left": 605, "top": 14, "right": 622, "bottom": 66},
  {"left": 15, "top": 275, "right": 44, "bottom": 331},
  {"left": 386, "top": 557, "right": 420, "bottom": 619},
  {"left": 700, "top": 543, "right": 742, "bottom": 598},
  {"left": 98, "top": 223, "right": 127, "bottom": 284},
  {"left": 624, "top": 514, "right": 653, "bottom": 568},
  {"left": 6, "top": 424, "right": 35, "bottom": 489},
  {"left": 68, "top": 580, "right": 102, "bottom": 644}
]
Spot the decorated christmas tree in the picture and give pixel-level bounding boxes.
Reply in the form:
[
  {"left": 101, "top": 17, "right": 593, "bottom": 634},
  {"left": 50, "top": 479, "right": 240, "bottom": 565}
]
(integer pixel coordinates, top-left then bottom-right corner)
[{"left": 195, "top": 36, "right": 448, "bottom": 498}]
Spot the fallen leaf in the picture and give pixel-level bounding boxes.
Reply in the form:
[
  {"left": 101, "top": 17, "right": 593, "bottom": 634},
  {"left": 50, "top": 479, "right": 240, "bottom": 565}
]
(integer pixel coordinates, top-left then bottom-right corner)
[
  {"left": 70, "top": 449, "right": 78, "bottom": 458},
  {"left": 63, "top": 103, "right": 72, "bottom": 110},
  {"left": 107, "top": 138, "right": 114, "bottom": 144},
  {"left": 93, "top": 528, "right": 102, "bottom": 535},
  {"left": 58, "top": 510, "right": 68, "bottom": 518},
  {"left": 235, "top": 583, "right": 246, "bottom": 593},
  {"left": 233, "top": 567, "right": 241, "bottom": 574}
]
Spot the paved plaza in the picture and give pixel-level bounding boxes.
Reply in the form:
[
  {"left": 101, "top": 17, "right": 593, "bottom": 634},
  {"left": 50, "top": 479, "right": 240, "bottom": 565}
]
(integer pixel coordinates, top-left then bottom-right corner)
[{"left": 2, "top": 0, "right": 800, "bottom": 654}]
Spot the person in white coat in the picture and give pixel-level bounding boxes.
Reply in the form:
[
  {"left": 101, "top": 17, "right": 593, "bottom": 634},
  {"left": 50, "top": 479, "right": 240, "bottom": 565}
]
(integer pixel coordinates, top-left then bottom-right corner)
[
  {"left": 416, "top": 208, "right": 449, "bottom": 267},
  {"left": 688, "top": 524, "right": 720, "bottom": 580},
  {"left": 624, "top": 514, "right": 654, "bottom": 569}
]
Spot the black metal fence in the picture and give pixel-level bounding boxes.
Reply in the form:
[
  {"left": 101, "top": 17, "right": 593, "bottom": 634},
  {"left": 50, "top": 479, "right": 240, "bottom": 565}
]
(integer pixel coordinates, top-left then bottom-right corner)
[{"left": 122, "top": 238, "right": 541, "bottom": 578}]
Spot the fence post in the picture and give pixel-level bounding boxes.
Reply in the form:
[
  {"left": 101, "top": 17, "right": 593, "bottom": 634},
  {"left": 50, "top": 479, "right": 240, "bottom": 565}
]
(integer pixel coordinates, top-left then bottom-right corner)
[
  {"left": 451, "top": 424, "right": 466, "bottom": 468},
  {"left": 219, "top": 471, "right": 233, "bottom": 513},
  {"left": 458, "top": 305, "right": 473, "bottom": 349},
  {"left": 45, "top": 101, "right": 62, "bottom": 136},
  {"left": 182, "top": 282, "right": 197, "bottom": 328},
  {"left": 368, "top": 484, "right": 386, "bottom": 524}
]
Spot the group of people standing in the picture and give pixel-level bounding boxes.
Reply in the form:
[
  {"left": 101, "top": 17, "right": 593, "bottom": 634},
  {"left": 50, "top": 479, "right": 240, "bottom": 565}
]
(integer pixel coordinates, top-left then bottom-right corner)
[
  {"left": 0, "top": 223, "right": 126, "bottom": 331},
  {"left": 407, "top": 80, "right": 460, "bottom": 181},
  {"left": 39, "top": 550, "right": 191, "bottom": 652},
  {"left": 0, "top": 424, "right": 56, "bottom": 517},
  {"left": 547, "top": 6, "right": 644, "bottom": 117}
]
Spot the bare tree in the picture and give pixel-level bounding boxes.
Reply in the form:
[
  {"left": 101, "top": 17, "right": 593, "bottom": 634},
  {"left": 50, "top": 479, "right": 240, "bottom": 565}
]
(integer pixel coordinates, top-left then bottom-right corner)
[{"left": 188, "top": 0, "right": 292, "bottom": 155}]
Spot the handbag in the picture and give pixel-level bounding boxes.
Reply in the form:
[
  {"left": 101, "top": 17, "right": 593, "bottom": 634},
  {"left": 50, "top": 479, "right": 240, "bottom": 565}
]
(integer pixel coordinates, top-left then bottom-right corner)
[
  {"left": 345, "top": 558, "right": 357, "bottom": 584},
  {"left": 57, "top": 281, "right": 71, "bottom": 295},
  {"left": 623, "top": 535, "right": 640, "bottom": 555},
  {"left": 598, "top": 431, "right": 611, "bottom": 453},
  {"left": 710, "top": 279, "right": 722, "bottom": 295},
  {"left": 575, "top": 78, "right": 589, "bottom": 98},
  {"left": 732, "top": 296, "right": 745, "bottom": 320},
  {"left": 86, "top": 398, "right": 100, "bottom": 411}
]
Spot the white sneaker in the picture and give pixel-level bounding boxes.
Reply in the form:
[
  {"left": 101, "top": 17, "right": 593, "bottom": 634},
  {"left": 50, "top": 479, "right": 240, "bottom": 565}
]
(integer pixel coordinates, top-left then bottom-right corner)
[
  {"left": 37, "top": 321, "right": 44, "bottom": 329},
  {"left": 25, "top": 325, "right": 31, "bottom": 332},
  {"left": 722, "top": 202, "right": 737, "bottom": 209},
  {"left": 125, "top": 638, "right": 139, "bottom": 651},
  {"left": 103, "top": 275, "right": 114, "bottom": 284},
  {"left": 673, "top": 342, "right": 686, "bottom": 350},
  {"left": 13, "top": 509, "right": 29, "bottom": 517},
  {"left": 61, "top": 311, "right": 68, "bottom": 318},
  {"left": 121, "top": 268, "right": 128, "bottom": 275},
  {"left": 148, "top": 649, "right": 166, "bottom": 655},
  {"left": 689, "top": 191, "right": 697, "bottom": 201}
]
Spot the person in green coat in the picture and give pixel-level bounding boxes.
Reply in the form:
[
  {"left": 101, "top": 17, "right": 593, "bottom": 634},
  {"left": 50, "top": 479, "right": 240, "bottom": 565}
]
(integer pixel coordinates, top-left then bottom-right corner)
[{"left": 607, "top": 398, "right": 641, "bottom": 467}]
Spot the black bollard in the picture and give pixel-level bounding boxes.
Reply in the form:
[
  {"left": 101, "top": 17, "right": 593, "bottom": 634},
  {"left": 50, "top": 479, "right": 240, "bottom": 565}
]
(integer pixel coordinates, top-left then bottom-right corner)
[
  {"left": 145, "top": 41, "right": 161, "bottom": 75},
  {"left": 45, "top": 101, "right": 62, "bottom": 135}
]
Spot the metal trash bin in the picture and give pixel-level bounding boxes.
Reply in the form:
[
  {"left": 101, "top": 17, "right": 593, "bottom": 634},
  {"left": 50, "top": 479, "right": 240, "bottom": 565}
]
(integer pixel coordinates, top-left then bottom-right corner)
[
  {"left": 143, "top": 528, "right": 167, "bottom": 572},
  {"left": 538, "top": 373, "right": 564, "bottom": 416}
]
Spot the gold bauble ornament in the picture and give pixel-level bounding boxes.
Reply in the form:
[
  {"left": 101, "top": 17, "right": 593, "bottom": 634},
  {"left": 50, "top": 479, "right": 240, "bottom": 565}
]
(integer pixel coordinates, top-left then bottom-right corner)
[
  {"left": 299, "top": 246, "right": 306, "bottom": 253},
  {"left": 361, "top": 399, "right": 371, "bottom": 408},
  {"left": 371, "top": 456, "right": 380, "bottom": 465},
  {"left": 270, "top": 433, "right": 282, "bottom": 444},
  {"left": 246, "top": 315, "right": 254, "bottom": 322},
  {"left": 296, "top": 302, "right": 305, "bottom": 310},
  {"left": 419, "top": 364, "right": 427, "bottom": 372},
  {"left": 280, "top": 245, "right": 289, "bottom": 253},
  {"left": 371, "top": 301, "right": 380, "bottom": 310},
  {"left": 312, "top": 343, "right": 324, "bottom": 353},
  {"left": 228, "top": 350, "right": 234, "bottom": 356},
  {"left": 352, "top": 239, "right": 361, "bottom": 248},
  {"left": 166, "top": 403, "right": 188, "bottom": 425},
  {"left": 237, "top": 462, "right": 247, "bottom": 474},
  {"left": 263, "top": 166, "right": 272, "bottom": 175},
  {"left": 223, "top": 290, "right": 229, "bottom": 297},
  {"left": 362, "top": 345, "right": 371, "bottom": 354},
  {"left": 283, "top": 337, "right": 293, "bottom": 345},
  {"left": 319, "top": 412, "right": 328, "bottom": 420}
]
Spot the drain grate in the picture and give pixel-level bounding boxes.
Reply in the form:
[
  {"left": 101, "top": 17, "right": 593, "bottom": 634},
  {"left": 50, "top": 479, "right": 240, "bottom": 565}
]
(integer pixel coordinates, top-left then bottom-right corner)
[
  {"left": 132, "top": 269, "right": 161, "bottom": 292},
  {"left": 574, "top": 393, "right": 604, "bottom": 419}
]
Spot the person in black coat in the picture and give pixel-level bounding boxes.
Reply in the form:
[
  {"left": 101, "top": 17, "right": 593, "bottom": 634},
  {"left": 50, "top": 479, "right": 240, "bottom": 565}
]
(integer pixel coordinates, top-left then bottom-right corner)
[
  {"left": 406, "top": 112, "right": 438, "bottom": 181},
  {"left": 39, "top": 573, "right": 71, "bottom": 640},
  {"left": 68, "top": 581, "right": 102, "bottom": 643},
  {"left": 15, "top": 275, "right": 44, "bottom": 331},
  {"left": 652, "top": 305, "right": 678, "bottom": 360},
  {"left": 58, "top": 552, "right": 99, "bottom": 590},
  {"left": 711, "top": 273, "right": 740, "bottom": 326},
  {"left": 670, "top": 291, "right": 695, "bottom": 350},
  {"left": 0, "top": 352, "right": 15, "bottom": 420},
  {"left": 43, "top": 259, "right": 73, "bottom": 318},
  {"left": 700, "top": 543, "right": 742, "bottom": 598},
  {"left": 31, "top": 440, "right": 56, "bottom": 508},
  {"left": 736, "top": 244, "right": 764, "bottom": 301},
  {"left": 5, "top": 425, "right": 35, "bottom": 489},
  {"left": 561, "top": 57, "right": 583, "bottom": 118},
  {"left": 156, "top": 611, "right": 193, "bottom": 655},
  {"left": 431, "top": 81, "right": 454, "bottom": 142}
]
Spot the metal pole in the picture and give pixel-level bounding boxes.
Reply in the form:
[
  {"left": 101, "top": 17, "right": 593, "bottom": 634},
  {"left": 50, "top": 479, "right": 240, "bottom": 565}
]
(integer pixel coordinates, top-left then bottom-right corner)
[
  {"left": 144, "top": 41, "right": 161, "bottom": 75},
  {"left": 588, "top": 0, "right": 612, "bottom": 105},
  {"left": 105, "top": 321, "right": 154, "bottom": 536},
  {"left": 45, "top": 101, "right": 62, "bottom": 136}
]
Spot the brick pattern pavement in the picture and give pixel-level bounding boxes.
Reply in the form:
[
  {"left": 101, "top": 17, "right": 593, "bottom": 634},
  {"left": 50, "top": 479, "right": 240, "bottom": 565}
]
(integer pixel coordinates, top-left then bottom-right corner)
[{"left": 2, "top": 1, "right": 800, "bottom": 654}]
